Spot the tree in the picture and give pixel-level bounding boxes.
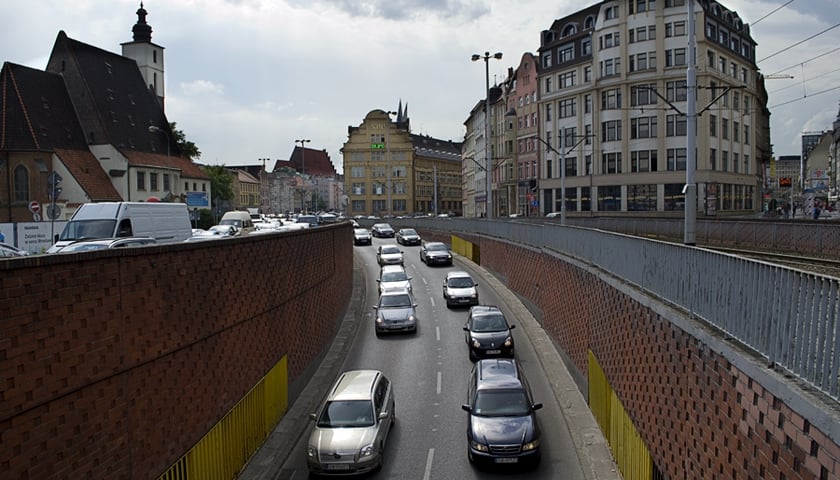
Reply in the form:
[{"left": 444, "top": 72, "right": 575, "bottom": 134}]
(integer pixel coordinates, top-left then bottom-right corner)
[
  {"left": 201, "top": 165, "right": 234, "bottom": 222},
  {"left": 169, "top": 122, "right": 202, "bottom": 161}
]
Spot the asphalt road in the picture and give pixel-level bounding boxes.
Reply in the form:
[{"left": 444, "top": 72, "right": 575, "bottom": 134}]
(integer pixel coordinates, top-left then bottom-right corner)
[{"left": 239, "top": 235, "right": 620, "bottom": 480}]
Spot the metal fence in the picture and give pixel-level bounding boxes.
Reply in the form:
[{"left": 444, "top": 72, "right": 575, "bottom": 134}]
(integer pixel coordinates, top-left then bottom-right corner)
[{"left": 385, "top": 217, "right": 840, "bottom": 402}]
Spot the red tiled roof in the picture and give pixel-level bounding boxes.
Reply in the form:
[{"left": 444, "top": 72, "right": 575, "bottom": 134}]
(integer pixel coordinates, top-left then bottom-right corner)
[
  {"left": 289, "top": 146, "right": 337, "bottom": 177},
  {"left": 123, "top": 150, "right": 210, "bottom": 180},
  {"left": 54, "top": 148, "right": 123, "bottom": 201}
]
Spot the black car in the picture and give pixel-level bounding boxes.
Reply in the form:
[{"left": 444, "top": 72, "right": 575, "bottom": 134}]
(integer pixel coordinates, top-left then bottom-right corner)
[
  {"left": 371, "top": 223, "right": 395, "bottom": 238},
  {"left": 395, "top": 228, "right": 421, "bottom": 246},
  {"left": 419, "top": 241, "right": 453, "bottom": 266},
  {"left": 353, "top": 228, "right": 372, "bottom": 245},
  {"left": 462, "top": 358, "right": 542, "bottom": 468},
  {"left": 463, "top": 305, "right": 515, "bottom": 360}
]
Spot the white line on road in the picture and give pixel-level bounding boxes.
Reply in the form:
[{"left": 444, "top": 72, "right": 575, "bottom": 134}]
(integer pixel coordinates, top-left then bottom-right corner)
[
  {"left": 435, "top": 326, "right": 440, "bottom": 341},
  {"left": 436, "top": 371, "right": 441, "bottom": 395},
  {"left": 423, "top": 448, "right": 435, "bottom": 480}
]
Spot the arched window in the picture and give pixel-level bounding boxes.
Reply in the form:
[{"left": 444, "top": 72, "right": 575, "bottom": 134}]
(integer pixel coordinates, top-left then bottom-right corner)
[
  {"left": 585, "top": 15, "right": 596, "bottom": 30},
  {"left": 14, "top": 165, "right": 29, "bottom": 202},
  {"left": 562, "top": 24, "right": 578, "bottom": 36}
]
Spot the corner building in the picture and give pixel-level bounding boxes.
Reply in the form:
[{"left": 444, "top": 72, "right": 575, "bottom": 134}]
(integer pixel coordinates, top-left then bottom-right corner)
[
  {"left": 536, "top": 0, "right": 769, "bottom": 216},
  {"left": 344, "top": 108, "right": 462, "bottom": 217}
]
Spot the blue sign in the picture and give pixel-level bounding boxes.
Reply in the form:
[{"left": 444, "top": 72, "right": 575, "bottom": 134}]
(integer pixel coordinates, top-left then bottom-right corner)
[{"left": 186, "top": 191, "right": 209, "bottom": 207}]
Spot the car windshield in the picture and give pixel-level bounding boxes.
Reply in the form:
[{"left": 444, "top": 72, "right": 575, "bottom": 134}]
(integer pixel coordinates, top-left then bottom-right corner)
[
  {"left": 447, "top": 277, "right": 473, "bottom": 288},
  {"left": 400, "top": 229, "right": 417, "bottom": 235},
  {"left": 59, "top": 219, "right": 116, "bottom": 241},
  {"left": 472, "top": 314, "right": 508, "bottom": 332},
  {"left": 381, "top": 246, "right": 401, "bottom": 254},
  {"left": 382, "top": 271, "right": 408, "bottom": 282},
  {"left": 380, "top": 294, "right": 411, "bottom": 308},
  {"left": 473, "top": 390, "right": 530, "bottom": 417},
  {"left": 355, "top": 229, "right": 368, "bottom": 234},
  {"left": 62, "top": 243, "right": 109, "bottom": 252},
  {"left": 427, "top": 243, "right": 447, "bottom": 251},
  {"left": 317, "top": 400, "right": 375, "bottom": 428}
]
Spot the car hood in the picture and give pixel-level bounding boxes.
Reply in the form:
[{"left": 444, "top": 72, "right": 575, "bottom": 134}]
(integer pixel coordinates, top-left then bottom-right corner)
[
  {"left": 470, "top": 330, "right": 511, "bottom": 346},
  {"left": 470, "top": 414, "right": 537, "bottom": 445},
  {"left": 380, "top": 253, "right": 403, "bottom": 261},
  {"left": 426, "top": 250, "right": 450, "bottom": 257},
  {"left": 379, "top": 306, "right": 414, "bottom": 321},
  {"left": 401, "top": 235, "right": 419, "bottom": 240},
  {"left": 309, "top": 426, "right": 378, "bottom": 453},
  {"left": 446, "top": 286, "right": 476, "bottom": 296}
]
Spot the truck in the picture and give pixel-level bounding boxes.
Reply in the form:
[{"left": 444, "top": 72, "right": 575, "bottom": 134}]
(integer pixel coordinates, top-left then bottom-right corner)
[{"left": 46, "top": 202, "right": 192, "bottom": 253}]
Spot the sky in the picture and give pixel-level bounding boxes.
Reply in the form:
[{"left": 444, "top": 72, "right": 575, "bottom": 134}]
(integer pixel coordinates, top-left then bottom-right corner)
[{"left": 1, "top": 0, "right": 839, "bottom": 174}]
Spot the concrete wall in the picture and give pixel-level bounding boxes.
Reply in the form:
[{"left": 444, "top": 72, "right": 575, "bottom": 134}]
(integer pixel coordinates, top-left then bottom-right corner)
[
  {"left": 0, "top": 224, "right": 352, "bottom": 479},
  {"left": 422, "top": 229, "right": 839, "bottom": 480}
]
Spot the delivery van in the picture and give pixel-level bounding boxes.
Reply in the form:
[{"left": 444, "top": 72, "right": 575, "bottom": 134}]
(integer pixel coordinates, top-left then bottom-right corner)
[
  {"left": 219, "top": 211, "right": 255, "bottom": 234},
  {"left": 47, "top": 202, "right": 192, "bottom": 253}
]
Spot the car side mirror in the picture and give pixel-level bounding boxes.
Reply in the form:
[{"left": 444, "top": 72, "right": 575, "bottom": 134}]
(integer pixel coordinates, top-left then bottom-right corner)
[
  {"left": 462, "top": 326, "right": 469, "bottom": 332},
  {"left": 532, "top": 403, "right": 543, "bottom": 411},
  {"left": 509, "top": 325, "right": 516, "bottom": 330},
  {"left": 376, "top": 279, "right": 381, "bottom": 283},
  {"left": 372, "top": 306, "right": 379, "bottom": 310},
  {"left": 412, "top": 303, "right": 418, "bottom": 307},
  {"left": 378, "top": 411, "right": 389, "bottom": 420},
  {"left": 309, "top": 413, "right": 317, "bottom": 421},
  {"left": 407, "top": 276, "right": 412, "bottom": 280},
  {"left": 461, "top": 404, "right": 472, "bottom": 412}
]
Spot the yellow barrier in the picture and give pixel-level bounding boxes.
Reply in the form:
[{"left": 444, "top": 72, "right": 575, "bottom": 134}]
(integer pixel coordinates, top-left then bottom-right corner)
[
  {"left": 589, "top": 350, "right": 654, "bottom": 480},
  {"left": 157, "top": 356, "right": 288, "bottom": 480},
  {"left": 451, "top": 235, "right": 478, "bottom": 263}
]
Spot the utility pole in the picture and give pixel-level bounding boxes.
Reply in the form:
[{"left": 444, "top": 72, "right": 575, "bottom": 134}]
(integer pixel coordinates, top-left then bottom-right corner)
[{"left": 685, "top": 0, "right": 697, "bottom": 245}]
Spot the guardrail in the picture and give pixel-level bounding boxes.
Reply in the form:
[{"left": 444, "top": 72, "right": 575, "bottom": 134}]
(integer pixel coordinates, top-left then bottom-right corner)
[{"left": 378, "top": 217, "right": 840, "bottom": 403}]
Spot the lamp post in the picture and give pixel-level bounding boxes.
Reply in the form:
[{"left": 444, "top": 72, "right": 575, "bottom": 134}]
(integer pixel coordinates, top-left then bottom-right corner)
[
  {"left": 295, "top": 139, "right": 310, "bottom": 211},
  {"left": 384, "top": 111, "right": 397, "bottom": 217},
  {"left": 472, "top": 51, "right": 503, "bottom": 219},
  {"left": 148, "top": 125, "right": 170, "bottom": 157}
]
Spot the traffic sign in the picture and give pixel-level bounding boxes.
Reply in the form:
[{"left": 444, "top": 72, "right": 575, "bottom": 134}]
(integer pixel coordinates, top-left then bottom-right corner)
[
  {"left": 29, "top": 201, "right": 41, "bottom": 214},
  {"left": 46, "top": 204, "right": 61, "bottom": 220}
]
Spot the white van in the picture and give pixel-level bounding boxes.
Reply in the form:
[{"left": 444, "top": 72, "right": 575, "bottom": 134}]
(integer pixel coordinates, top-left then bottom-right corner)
[
  {"left": 47, "top": 202, "right": 192, "bottom": 253},
  {"left": 219, "top": 211, "right": 255, "bottom": 234}
]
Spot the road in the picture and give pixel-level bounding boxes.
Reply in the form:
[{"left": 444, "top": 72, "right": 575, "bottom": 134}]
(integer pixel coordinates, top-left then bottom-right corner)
[{"left": 264, "top": 233, "right": 616, "bottom": 479}]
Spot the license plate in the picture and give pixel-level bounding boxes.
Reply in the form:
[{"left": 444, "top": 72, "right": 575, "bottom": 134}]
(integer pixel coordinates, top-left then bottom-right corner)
[
  {"left": 486, "top": 349, "right": 501, "bottom": 355},
  {"left": 326, "top": 464, "right": 351, "bottom": 470},
  {"left": 495, "top": 457, "right": 518, "bottom": 464}
]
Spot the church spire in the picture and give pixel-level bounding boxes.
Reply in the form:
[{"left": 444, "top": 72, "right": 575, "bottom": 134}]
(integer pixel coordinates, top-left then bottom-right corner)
[{"left": 132, "top": 2, "right": 153, "bottom": 43}]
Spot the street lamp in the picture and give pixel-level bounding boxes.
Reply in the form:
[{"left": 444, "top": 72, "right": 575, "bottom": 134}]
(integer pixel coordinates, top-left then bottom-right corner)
[
  {"left": 472, "top": 51, "right": 503, "bottom": 219},
  {"left": 384, "top": 111, "right": 397, "bottom": 217},
  {"left": 148, "top": 125, "right": 170, "bottom": 157},
  {"left": 295, "top": 139, "right": 310, "bottom": 211}
]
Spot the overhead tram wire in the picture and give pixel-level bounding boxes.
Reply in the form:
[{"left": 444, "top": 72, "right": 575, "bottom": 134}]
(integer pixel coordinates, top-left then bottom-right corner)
[
  {"left": 766, "top": 46, "right": 840, "bottom": 77},
  {"left": 750, "top": 0, "right": 796, "bottom": 26},
  {"left": 757, "top": 23, "right": 840, "bottom": 63},
  {"left": 769, "top": 85, "right": 840, "bottom": 109}
]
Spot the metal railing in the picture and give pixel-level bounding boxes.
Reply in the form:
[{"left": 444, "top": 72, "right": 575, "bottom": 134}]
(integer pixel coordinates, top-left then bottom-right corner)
[{"left": 389, "top": 217, "right": 840, "bottom": 402}]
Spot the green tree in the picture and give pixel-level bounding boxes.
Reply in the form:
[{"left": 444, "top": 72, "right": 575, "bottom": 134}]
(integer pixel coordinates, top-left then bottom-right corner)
[
  {"left": 169, "top": 122, "right": 202, "bottom": 161},
  {"left": 201, "top": 165, "right": 234, "bottom": 222}
]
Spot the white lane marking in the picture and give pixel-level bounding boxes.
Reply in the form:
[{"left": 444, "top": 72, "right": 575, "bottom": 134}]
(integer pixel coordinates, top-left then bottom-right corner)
[
  {"left": 422, "top": 277, "right": 428, "bottom": 285},
  {"left": 423, "top": 448, "right": 435, "bottom": 480},
  {"left": 436, "top": 371, "right": 442, "bottom": 395},
  {"left": 435, "top": 326, "right": 440, "bottom": 341},
  {"left": 430, "top": 297, "right": 436, "bottom": 307}
]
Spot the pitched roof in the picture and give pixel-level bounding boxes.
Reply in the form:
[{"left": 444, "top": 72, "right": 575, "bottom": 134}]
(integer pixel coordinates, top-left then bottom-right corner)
[
  {"left": 410, "top": 134, "right": 463, "bottom": 162},
  {"left": 54, "top": 148, "right": 122, "bottom": 201},
  {"left": 0, "top": 62, "right": 89, "bottom": 151},
  {"left": 289, "top": 146, "right": 337, "bottom": 177},
  {"left": 123, "top": 150, "right": 209, "bottom": 180},
  {"left": 45, "top": 31, "right": 176, "bottom": 156}
]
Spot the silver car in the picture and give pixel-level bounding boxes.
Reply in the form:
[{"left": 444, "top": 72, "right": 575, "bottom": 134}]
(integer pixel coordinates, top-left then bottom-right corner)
[{"left": 307, "top": 370, "right": 395, "bottom": 476}]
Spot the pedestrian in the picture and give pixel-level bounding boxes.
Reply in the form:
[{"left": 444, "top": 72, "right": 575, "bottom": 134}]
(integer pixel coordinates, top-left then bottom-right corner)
[{"left": 793, "top": 204, "right": 798, "bottom": 218}]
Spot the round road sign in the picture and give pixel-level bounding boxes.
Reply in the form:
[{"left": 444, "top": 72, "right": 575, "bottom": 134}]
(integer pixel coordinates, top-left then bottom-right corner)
[{"left": 28, "top": 201, "right": 40, "bottom": 214}]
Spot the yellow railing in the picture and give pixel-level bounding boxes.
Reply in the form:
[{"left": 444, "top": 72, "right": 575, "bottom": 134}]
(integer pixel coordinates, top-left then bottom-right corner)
[
  {"left": 157, "top": 356, "right": 288, "bottom": 480},
  {"left": 589, "top": 350, "right": 654, "bottom": 480}
]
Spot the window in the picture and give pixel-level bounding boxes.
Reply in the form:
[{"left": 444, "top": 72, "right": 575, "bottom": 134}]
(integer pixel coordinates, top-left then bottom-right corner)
[
  {"left": 600, "top": 58, "right": 620, "bottom": 77},
  {"left": 631, "top": 84, "right": 657, "bottom": 106},
  {"left": 666, "top": 0, "right": 685, "bottom": 6},
  {"left": 545, "top": 104, "right": 552, "bottom": 122},
  {"left": 710, "top": 148, "right": 717, "bottom": 170},
  {"left": 744, "top": 125, "right": 750, "bottom": 144},
  {"left": 666, "top": 80, "right": 687, "bottom": 101},
  {"left": 744, "top": 95, "right": 751, "bottom": 115},
  {"left": 351, "top": 166, "right": 365, "bottom": 177},
  {"left": 602, "top": 152, "right": 622, "bottom": 174},
  {"left": 631, "top": 150, "right": 657, "bottom": 172},
  {"left": 666, "top": 114, "right": 687, "bottom": 136},
  {"left": 600, "top": 32, "right": 620, "bottom": 49},
  {"left": 733, "top": 152, "right": 740, "bottom": 173},
  {"left": 542, "top": 52, "right": 552, "bottom": 69},
  {"left": 559, "top": 98, "right": 576, "bottom": 118},
  {"left": 722, "top": 118, "right": 729, "bottom": 140},
  {"left": 585, "top": 94, "right": 592, "bottom": 114},
  {"left": 582, "top": 38, "right": 592, "bottom": 55},
  {"left": 584, "top": 65, "right": 592, "bottom": 82},
  {"left": 665, "top": 21, "right": 686, "bottom": 37},
  {"left": 733, "top": 91, "right": 740, "bottom": 110},
  {"left": 629, "top": 52, "right": 656, "bottom": 71},
  {"left": 719, "top": 56, "right": 727, "bottom": 73},
  {"left": 709, "top": 114, "right": 717, "bottom": 137},
  {"left": 666, "top": 48, "right": 686, "bottom": 67},
  {"left": 559, "top": 71, "right": 576, "bottom": 88},
  {"left": 562, "top": 127, "right": 577, "bottom": 149},
  {"left": 733, "top": 121, "right": 740, "bottom": 142},
  {"left": 598, "top": 185, "right": 621, "bottom": 211},
  {"left": 629, "top": 0, "right": 653, "bottom": 14},
  {"left": 707, "top": 50, "right": 715, "bottom": 67},
  {"left": 558, "top": 44, "right": 575, "bottom": 63},
  {"left": 667, "top": 148, "right": 687, "bottom": 171},
  {"left": 150, "top": 172, "right": 159, "bottom": 191},
  {"left": 628, "top": 184, "right": 657, "bottom": 211},
  {"left": 664, "top": 183, "right": 685, "bottom": 210},
  {"left": 137, "top": 171, "right": 146, "bottom": 190},
  {"left": 352, "top": 183, "right": 366, "bottom": 195},
  {"left": 585, "top": 124, "right": 593, "bottom": 145},
  {"left": 631, "top": 116, "right": 657, "bottom": 139},
  {"left": 722, "top": 151, "right": 729, "bottom": 171},
  {"left": 601, "top": 89, "right": 622, "bottom": 109},
  {"left": 605, "top": 5, "right": 619, "bottom": 19},
  {"left": 602, "top": 120, "right": 622, "bottom": 142},
  {"left": 13, "top": 165, "right": 29, "bottom": 202},
  {"left": 545, "top": 77, "right": 552, "bottom": 94}
]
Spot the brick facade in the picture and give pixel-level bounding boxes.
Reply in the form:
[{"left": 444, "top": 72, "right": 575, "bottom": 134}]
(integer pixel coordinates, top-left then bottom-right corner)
[{"left": 0, "top": 224, "right": 352, "bottom": 479}]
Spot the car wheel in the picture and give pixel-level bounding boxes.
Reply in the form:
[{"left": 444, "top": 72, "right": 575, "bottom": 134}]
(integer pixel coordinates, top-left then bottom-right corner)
[{"left": 467, "top": 449, "right": 475, "bottom": 463}]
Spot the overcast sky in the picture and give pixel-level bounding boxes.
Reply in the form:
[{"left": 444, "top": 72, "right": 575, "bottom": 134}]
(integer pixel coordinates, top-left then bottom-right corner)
[{"left": 2, "top": 0, "right": 839, "bottom": 173}]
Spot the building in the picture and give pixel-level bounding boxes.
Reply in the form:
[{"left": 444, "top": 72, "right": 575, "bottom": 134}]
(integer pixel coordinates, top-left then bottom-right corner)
[
  {"left": 463, "top": 0, "right": 770, "bottom": 218},
  {"left": 343, "top": 106, "right": 462, "bottom": 217},
  {"left": 271, "top": 146, "right": 338, "bottom": 213},
  {"left": 0, "top": 4, "right": 210, "bottom": 223}
]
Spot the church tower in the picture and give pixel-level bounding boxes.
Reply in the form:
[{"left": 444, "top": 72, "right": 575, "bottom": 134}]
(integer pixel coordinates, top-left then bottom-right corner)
[{"left": 121, "top": 2, "right": 165, "bottom": 109}]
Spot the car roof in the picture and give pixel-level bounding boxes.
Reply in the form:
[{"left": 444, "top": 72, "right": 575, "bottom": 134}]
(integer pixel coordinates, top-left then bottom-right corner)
[
  {"left": 379, "top": 287, "right": 411, "bottom": 296},
  {"left": 446, "top": 270, "right": 472, "bottom": 279},
  {"left": 469, "top": 305, "right": 502, "bottom": 316},
  {"left": 380, "top": 265, "right": 405, "bottom": 273},
  {"left": 328, "top": 370, "right": 383, "bottom": 401},
  {"left": 474, "top": 358, "right": 524, "bottom": 389}
]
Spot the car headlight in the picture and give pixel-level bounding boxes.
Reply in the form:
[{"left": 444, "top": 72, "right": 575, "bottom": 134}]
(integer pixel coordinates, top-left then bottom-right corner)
[
  {"left": 360, "top": 444, "right": 374, "bottom": 457},
  {"left": 408, "top": 315, "right": 416, "bottom": 323},
  {"left": 307, "top": 446, "right": 317, "bottom": 458},
  {"left": 376, "top": 317, "right": 383, "bottom": 324},
  {"left": 471, "top": 338, "right": 481, "bottom": 349},
  {"left": 522, "top": 438, "right": 540, "bottom": 451},
  {"left": 469, "top": 440, "right": 489, "bottom": 452},
  {"left": 504, "top": 336, "right": 514, "bottom": 347}
]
